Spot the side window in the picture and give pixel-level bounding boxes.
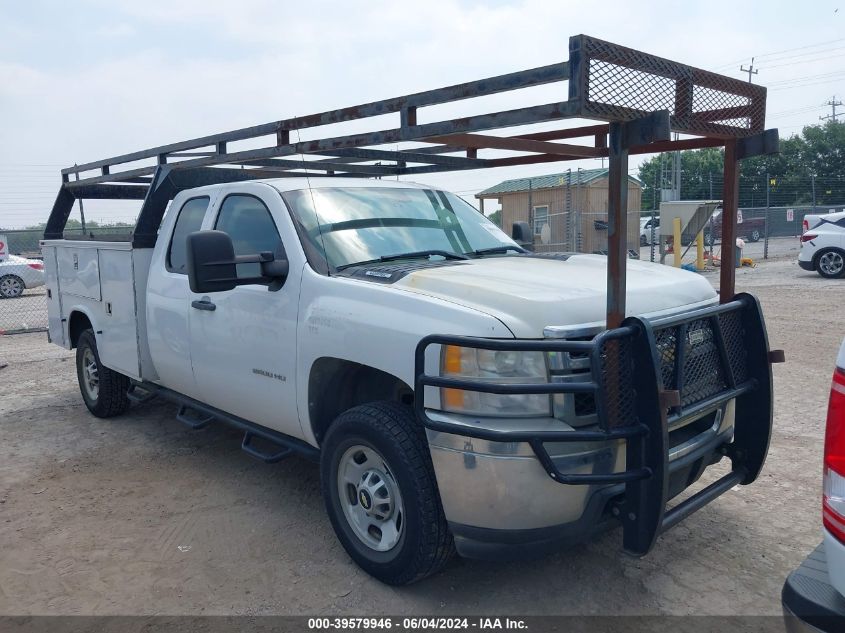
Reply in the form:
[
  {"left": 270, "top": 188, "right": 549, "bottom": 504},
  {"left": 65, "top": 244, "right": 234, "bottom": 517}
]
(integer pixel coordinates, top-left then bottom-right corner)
[
  {"left": 167, "top": 196, "right": 210, "bottom": 274},
  {"left": 214, "top": 194, "right": 282, "bottom": 279}
]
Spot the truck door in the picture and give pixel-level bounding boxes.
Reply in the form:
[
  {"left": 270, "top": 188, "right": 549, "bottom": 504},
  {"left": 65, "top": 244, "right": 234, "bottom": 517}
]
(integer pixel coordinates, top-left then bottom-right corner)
[
  {"left": 188, "top": 188, "right": 301, "bottom": 436},
  {"left": 146, "top": 194, "right": 214, "bottom": 399}
]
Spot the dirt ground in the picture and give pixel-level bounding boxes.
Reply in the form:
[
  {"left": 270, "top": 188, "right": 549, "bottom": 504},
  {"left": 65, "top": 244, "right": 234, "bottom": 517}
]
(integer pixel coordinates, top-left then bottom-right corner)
[{"left": 0, "top": 255, "right": 841, "bottom": 616}]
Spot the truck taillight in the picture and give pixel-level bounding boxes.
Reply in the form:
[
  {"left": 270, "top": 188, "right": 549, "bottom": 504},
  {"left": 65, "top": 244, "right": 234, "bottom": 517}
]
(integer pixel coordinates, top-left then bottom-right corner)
[
  {"left": 27, "top": 263, "right": 44, "bottom": 270},
  {"left": 823, "top": 367, "right": 845, "bottom": 543},
  {"left": 800, "top": 233, "right": 817, "bottom": 243}
]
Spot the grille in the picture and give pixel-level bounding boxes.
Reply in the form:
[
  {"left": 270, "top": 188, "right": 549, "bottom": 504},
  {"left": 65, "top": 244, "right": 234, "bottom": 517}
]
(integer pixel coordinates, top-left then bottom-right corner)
[
  {"left": 570, "top": 35, "right": 766, "bottom": 137},
  {"left": 653, "top": 315, "right": 741, "bottom": 409},
  {"left": 548, "top": 308, "right": 749, "bottom": 428},
  {"left": 549, "top": 333, "right": 598, "bottom": 424},
  {"left": 680, "top": 320, "right": 727, "bottom": 406}
]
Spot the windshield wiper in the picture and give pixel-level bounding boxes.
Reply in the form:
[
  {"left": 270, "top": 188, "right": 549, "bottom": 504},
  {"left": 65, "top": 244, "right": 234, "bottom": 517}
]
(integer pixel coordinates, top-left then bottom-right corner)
[
  {"left": 471, "top": 245, "right": 526, "bottom": 257},
  {"left": 335, "top": 249, "right": 468, "bottom": 272},
  {"left": 380, "top": 249, "right": 468, "bottom": 262}
]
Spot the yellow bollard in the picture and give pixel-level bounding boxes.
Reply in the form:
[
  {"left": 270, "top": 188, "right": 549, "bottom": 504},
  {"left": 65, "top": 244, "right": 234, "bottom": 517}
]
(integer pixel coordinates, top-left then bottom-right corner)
[
  {"left": 673, "top": 217, "right": 682, "bottom": 268},
  {"left": 696, "top": 231, "right": 704, "bottom": 271}
]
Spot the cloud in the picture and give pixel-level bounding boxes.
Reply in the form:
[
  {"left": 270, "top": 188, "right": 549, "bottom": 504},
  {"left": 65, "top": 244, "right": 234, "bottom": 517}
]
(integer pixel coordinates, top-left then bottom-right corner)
[{"left": 0, "top": 0, "right": 841, "bottom": 226}]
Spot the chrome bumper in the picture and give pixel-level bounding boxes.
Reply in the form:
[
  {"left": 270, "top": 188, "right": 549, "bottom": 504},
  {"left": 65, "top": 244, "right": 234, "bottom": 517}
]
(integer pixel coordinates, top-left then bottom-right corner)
[{"left": 427, "top": 402, "right": 734, "bottom": 535}]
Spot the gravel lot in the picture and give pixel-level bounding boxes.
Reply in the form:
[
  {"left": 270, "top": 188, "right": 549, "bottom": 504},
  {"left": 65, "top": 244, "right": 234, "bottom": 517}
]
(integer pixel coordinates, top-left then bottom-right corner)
[{"left": 0, "top": 253, "right": 840, "bottom": 616}]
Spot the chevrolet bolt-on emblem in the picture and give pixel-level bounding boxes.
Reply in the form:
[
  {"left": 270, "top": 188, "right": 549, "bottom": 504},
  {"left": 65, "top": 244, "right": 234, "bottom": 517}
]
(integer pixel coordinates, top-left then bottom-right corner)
[{"left": 359, "top": 490, "right": 371, "bottom": 509}]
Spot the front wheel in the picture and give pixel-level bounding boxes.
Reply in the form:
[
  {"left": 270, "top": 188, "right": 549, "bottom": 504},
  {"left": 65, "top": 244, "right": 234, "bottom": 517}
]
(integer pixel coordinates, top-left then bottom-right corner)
[
  {"left": 816, "top": 248, "right": 845, "bottom": 279},
  {"left": 76, "top": 329, "right": 131, "bottom": 417},
  {"left": 321, "top": 401, "right": 454, "bottom": 585},
  {"left": 748, "top": 229, "right": 761, "bottom": 242}
]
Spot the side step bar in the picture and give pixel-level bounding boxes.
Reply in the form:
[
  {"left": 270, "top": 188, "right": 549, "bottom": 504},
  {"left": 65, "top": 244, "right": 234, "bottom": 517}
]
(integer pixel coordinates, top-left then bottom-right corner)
[
  {"left": 176, "top": 405, "right": 214, "bottom": 430},
  {"left": 126, "top": 383, "right": 157, "bottom": 404},
  {"left": 241, "top": 432, "right": 294, "bottom": 464},
  {"left": 128, "top": 382, "right": 319, "bottom": 463}
]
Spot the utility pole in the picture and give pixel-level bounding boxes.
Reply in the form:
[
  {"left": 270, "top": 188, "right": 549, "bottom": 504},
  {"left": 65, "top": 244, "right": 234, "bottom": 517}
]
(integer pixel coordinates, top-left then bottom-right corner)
[
  {"left": 740, "top": 58, "right": 758, "bottom": 83},
  {"left": 812, "top": 174, "right": 817, "bottom": 208},
  {"left": 820, "top": 96, "right": 844, "bottom": 122},
  {"left": 764, "top": 173, "right": 773, "bottom": 259}
]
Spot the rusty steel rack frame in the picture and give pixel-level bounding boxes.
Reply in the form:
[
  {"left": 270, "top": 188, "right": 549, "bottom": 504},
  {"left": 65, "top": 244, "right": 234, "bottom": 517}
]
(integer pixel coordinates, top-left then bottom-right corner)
[{"left": 45, "top": 34, "right": 779, "bottom": 329}]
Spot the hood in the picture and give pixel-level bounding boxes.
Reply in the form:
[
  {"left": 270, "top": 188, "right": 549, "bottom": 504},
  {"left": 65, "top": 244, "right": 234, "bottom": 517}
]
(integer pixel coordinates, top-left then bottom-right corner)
[{"left": 393, "top": 254, "right": 717, "bottom": 337}]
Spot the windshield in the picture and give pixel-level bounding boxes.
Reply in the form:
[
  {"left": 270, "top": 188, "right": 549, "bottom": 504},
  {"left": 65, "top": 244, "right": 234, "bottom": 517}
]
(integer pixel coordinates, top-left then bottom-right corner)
[{"left": 282, "top": 187, "right": 519, "bottom": 270}]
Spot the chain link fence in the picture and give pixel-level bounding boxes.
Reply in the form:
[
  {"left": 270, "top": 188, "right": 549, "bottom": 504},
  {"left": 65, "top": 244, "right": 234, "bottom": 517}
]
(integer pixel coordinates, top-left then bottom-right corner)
[{"left": 0, "top": 227, "right": 133, "bottom": 335}]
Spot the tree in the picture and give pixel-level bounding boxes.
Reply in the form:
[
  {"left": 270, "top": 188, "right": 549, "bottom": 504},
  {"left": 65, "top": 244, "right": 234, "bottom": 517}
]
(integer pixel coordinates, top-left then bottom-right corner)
[
  {"left": 487, "top": 209, "right": 502, "bottom": 227},
  {"left": 637, "top": 121, "right": 845, "bottom": 209}
]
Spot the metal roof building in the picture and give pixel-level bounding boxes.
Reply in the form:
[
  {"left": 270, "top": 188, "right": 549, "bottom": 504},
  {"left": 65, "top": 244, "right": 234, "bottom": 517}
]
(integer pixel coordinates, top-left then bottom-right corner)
[{"left": 476, "top": 168, "right": 643, "bottom": 254}]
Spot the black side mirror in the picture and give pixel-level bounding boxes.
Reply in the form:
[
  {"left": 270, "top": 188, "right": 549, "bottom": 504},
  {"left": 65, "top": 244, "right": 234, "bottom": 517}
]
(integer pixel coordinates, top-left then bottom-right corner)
[
  {"left": 186, "top": 230, "right": 290, "bottom": 293},
  {"left": 186, "top": 230, "right": 237, "bottom": 294},
  {"left": 264, "top": 240, "right": 289, "bottom": 292},
  {"left": 511, "top": 221, "right": 533, "bottom": 250}
]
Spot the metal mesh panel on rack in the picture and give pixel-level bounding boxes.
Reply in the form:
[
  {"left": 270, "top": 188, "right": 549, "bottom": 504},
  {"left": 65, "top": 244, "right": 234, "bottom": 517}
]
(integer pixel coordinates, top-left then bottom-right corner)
[{"left": 569, "top": 35, "right": 766, "bottom": 137}]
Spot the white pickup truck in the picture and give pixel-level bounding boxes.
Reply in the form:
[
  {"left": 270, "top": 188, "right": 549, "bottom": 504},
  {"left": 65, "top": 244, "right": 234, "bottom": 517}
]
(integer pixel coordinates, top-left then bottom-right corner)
[{"left": 42, "top": 171, "right": 777, "bottom": 585}]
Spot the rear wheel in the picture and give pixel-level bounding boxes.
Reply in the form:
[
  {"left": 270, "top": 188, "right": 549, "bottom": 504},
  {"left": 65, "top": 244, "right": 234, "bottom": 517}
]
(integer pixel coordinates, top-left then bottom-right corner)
[
  {"left": 75, "top": 329, "right": 131, "bottom": 417},
  {"left": 748, "top": 228, "right": 761, "bottom": 242},
  {"left": 0, "top": 275, "right": 24, "bottom": 298},
  {"left": 815, "top": 248, "right": 845, "bottom": 279},
  {"left": 321, "top": 401, "right": 454, "bottom": 585}
]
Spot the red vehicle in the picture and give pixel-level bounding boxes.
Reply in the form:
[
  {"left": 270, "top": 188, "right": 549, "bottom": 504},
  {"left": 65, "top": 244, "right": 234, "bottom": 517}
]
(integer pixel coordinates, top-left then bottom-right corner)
[{"left": 704, "top": 208, "right": 765, "bottom": 245}]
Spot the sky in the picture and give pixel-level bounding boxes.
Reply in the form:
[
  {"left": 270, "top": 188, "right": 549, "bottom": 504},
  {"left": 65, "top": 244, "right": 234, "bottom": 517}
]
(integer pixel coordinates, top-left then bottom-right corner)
[{"left": 1, "top": 0, "right": 843, "bottom": 228}]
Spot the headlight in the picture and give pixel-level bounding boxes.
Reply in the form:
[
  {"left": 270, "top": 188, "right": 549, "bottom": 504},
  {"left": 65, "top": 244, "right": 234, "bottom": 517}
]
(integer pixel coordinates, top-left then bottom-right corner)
[{"left": 440, "top": 345, "right": 550, "bottom": 417}]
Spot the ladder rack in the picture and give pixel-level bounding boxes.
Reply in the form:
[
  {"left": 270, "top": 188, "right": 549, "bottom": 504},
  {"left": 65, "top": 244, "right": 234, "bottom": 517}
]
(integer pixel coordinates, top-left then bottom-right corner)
[{"left": 44, "top": 33, "right": 780, "bottom": 325}]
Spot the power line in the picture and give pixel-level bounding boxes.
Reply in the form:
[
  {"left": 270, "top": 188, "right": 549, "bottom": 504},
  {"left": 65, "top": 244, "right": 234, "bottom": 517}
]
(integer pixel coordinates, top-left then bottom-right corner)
[{"left": 710, "top": 36, "right": 845, "bottom": 71}]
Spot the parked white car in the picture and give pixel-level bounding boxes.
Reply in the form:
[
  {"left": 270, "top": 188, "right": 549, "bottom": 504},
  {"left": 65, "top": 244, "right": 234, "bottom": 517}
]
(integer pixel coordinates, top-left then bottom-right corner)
[
  {"left": 782, "top": 338, "right": 845, "bottom": 630},
  {"left": 639, "top": 217, "right": 659, "bottom": 246},
  {"left": 798, "top": 210, "right": 845, "bottom": 278},
  {"left": 0, "top": 254, "right": 45, "bottom": 298}
]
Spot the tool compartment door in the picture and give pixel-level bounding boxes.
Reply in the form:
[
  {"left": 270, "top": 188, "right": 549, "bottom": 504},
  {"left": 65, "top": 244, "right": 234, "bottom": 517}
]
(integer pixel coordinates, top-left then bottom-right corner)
[{"left": 56, "top": 245, "right": 101, "bottom": 300}]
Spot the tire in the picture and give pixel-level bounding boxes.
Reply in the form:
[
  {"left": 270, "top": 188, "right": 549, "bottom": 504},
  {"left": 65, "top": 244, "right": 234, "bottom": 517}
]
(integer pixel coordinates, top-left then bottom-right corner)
[
  {"left": 0, "top": 275, "right": 24, "bottom": 298},
  {"left": 749, "top": 229, "right": 761, "bottom": 242},
  {"left": 640, "top": 234, "right": 648, "bottom": 246},
  {"left": 815, "top": 248, "right": 845, "bottom": 279},
  {"left": 75, "top": 329, "right": 131, "bottom": 417},
  {"left": 704, "top": 231, "right": 715, "bottom": 247},
  {"left": 321, "top": 401, "right": 454, "bottom": 585}
]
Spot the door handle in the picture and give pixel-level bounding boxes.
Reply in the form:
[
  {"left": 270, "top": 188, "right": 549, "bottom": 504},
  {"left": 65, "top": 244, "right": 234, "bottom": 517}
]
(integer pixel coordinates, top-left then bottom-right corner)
[{"left": 191, "top": 299, "right": 216, "bottom": 311}]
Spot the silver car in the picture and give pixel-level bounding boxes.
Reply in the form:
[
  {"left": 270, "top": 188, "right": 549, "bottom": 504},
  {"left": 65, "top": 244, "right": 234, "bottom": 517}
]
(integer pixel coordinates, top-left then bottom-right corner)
[{"left": 0, "top": 255, "right": 45, "bottom": 298}]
